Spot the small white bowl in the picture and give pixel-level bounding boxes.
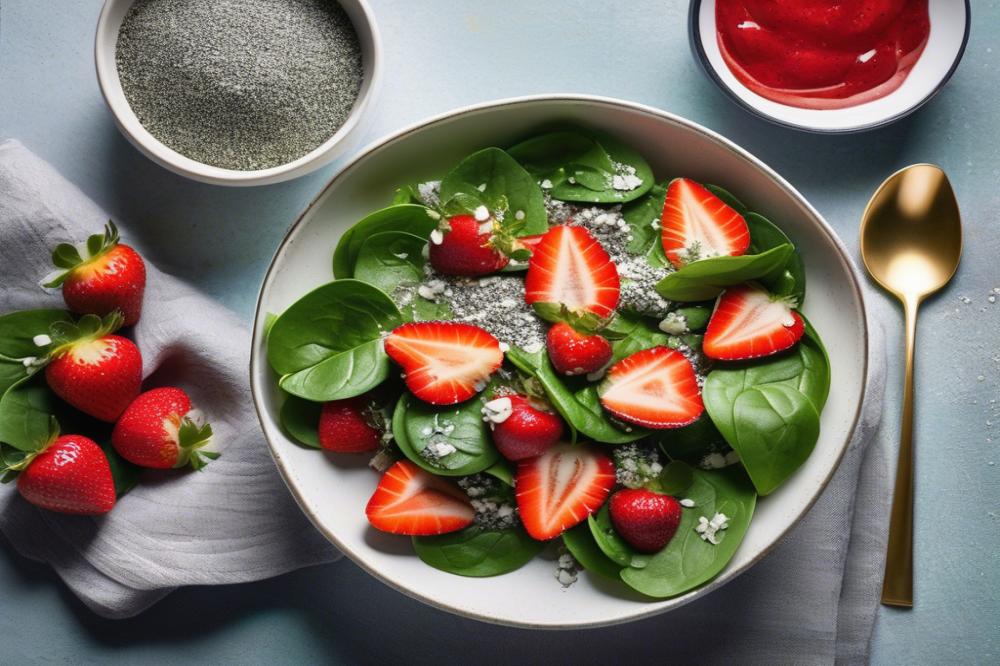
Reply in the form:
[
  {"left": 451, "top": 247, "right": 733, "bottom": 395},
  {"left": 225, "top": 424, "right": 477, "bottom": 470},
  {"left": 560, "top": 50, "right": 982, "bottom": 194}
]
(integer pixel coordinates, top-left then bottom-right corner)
[
  {"left": 250, "top": 95, "right": 872, "bottom": 628},
  {"left": 95, "top": 0, "right": 381, "bottom": 186},
  {"left": 689, "top": 0, "right": 970, "bottom": 133}
]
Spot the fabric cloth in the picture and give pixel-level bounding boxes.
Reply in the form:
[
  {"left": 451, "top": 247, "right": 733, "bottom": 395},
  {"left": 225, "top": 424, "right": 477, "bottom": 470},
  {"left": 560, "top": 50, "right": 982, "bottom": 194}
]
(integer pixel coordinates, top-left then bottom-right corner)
[
  {"left": 0, "top": 140, "right": 339, "bottom": 619},
  {"left": 0, "top": 141, "right": 891, "bottom": 664}
]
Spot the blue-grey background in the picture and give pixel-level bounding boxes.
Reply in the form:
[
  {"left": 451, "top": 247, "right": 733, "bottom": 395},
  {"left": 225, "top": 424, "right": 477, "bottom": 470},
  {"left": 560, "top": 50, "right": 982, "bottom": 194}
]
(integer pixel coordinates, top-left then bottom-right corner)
[{"left": 1, "top": 1, "right": 997, "bottom": 663}]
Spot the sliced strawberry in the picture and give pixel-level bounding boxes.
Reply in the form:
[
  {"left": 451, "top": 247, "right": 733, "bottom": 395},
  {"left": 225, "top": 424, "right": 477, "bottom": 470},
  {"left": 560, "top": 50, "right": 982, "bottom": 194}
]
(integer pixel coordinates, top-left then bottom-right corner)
[
  {"left": 598, "top": 347, "right": 704, "bottom": 429},
  {"left": 365, "top": 460, "right": 474, "bottom": 535},
  {"left": 384, "top": 322, "right": 503, "bottom": 405},
  {"left": 524, "top": 226, "right": 620, "bottom": 318},
  {"left": 660, "top": 178, "right": 750, "bottom": 268},
  {"left": 703, "top": 283, "right": 805, "bottom": 360},
  {"left": 515, "top": 443, "right": 615, "bottom": 540}
]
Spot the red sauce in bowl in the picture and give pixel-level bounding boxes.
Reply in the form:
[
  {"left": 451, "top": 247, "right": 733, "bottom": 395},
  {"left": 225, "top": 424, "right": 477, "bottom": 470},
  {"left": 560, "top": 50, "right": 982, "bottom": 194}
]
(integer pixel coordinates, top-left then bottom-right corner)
[{"left": 716, "top": 0, "right": 931, "bottom": 110}]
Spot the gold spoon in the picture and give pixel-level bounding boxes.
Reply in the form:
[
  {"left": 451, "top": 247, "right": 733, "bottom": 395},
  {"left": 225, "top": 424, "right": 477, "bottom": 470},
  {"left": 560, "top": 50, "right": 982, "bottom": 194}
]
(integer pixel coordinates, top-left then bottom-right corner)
[{"left": 860, "top": 164, "right": 962, "bottom": 608}]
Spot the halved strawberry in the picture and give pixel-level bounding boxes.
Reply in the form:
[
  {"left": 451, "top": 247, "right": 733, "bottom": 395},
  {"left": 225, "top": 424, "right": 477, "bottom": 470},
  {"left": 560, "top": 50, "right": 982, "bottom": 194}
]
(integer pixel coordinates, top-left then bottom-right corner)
[
  {"left": 515, "top": 443, "right": 615, "bottom": 540},
  {"left": 384, "top": 322, "right": 503, "bottom": 405},
  {"left": 703, "top": 283, "right": 804, "bottom": 360},
  {"left": 660, "top": 178, "right": 750, "bottom": 268},
  {"left": 598, "top": 347, "right": 704, "bottom": 429},
  {"left": 365, "top": 460, "right": 474, "bottom": 535},
  {"left": 524, "top": 226, "right": 620, "bottom": 317}
]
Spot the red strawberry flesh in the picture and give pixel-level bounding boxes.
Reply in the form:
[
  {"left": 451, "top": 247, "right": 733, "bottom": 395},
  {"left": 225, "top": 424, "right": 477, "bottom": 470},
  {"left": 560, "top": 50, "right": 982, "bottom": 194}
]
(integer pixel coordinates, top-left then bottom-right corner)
[
  {"left": 599, "top": 346, "right": 704, "bottom": 429},
  {"left": 703, "top": 283, "right": 805, "bottom": 360},
  {"left": 524, "top": 226, "right": 620, "bottom": 318},
  {"left": 112, "top": 387, "right": 192, "bottom": 468},
  {"left": 17, "top": 435, "right": 116, "bottom": 515},
  {"left": 515, "top": 443, "right": 615, "bottom": 540},
  {"left": 318, "top": 396, "right": 382, "bottom": 453},
  {"left": 365, "top": 460, "right": 474, "bottom": 535},
  {"left": 660, "top": 178, "right": 750, "bottom": 268},
  {"left": 428, "top": 215, "right": 509, "bottom": 276},
  {"left": 490, "top": 394, "right": 564, "bottom": 461},
  {"left": 609, "top": 489, "right": 682, "bottom": 553},
  {"left": 384, "top": 322, "right": 503, "bottom": 405},
  {"left": 546, "top": 322, "right": 613, "bottom": 376},
  {"left": 45, "top": 334, "right": 143, "bottom": 422},
  {"left": 63, "top": 244, "right": 146, "bottom": 326}
]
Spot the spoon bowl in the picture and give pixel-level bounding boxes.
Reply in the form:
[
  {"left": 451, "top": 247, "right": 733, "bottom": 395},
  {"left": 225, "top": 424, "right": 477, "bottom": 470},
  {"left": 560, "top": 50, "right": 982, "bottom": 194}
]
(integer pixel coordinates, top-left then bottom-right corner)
[
  {"left": 860, "top": 163, "right": 962, "bottom": 608},
  {"left": 861, "top": 165, "right": 963, "bottom": 302}
]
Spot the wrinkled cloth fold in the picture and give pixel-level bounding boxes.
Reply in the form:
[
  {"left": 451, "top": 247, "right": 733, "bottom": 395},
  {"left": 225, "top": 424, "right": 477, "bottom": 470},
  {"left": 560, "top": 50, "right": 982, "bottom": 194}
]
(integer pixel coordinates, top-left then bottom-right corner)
[
  {"left": 0, "top": 139, "right": 339, "bottom": 618},
  {"left": 0, "top": 142, "right": 890, "bottom": 665}
]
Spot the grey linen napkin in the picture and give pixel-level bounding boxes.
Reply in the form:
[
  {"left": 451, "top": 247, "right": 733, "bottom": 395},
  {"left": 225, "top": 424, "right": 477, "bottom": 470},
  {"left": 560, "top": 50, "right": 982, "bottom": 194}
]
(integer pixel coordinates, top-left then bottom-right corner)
[
  {"left": 0, "top": 141, "right": 892, "bottom": 663},
  {"left": 0, "top": 139, "right": 338, "bottom": 618}
]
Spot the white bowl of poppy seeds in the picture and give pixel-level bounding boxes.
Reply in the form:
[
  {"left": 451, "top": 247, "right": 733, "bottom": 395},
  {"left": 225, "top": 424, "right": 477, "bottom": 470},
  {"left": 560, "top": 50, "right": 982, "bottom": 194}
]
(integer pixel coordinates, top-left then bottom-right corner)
[{"left": 95, "top": 0, "right": 380, "bottom": 186}]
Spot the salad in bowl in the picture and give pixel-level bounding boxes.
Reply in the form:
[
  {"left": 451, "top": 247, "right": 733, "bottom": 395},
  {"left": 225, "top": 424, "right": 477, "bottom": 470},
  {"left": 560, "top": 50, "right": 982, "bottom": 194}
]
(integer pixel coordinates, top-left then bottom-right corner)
[{"left": 262, "top": 125, "right": 830, "bottom": 601}]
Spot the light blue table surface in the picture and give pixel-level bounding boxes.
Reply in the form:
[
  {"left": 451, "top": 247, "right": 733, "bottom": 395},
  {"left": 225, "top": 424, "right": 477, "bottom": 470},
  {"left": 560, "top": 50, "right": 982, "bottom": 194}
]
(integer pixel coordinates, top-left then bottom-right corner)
[{"left": 1, "top": 1, "right": 998, "bottom": 663}]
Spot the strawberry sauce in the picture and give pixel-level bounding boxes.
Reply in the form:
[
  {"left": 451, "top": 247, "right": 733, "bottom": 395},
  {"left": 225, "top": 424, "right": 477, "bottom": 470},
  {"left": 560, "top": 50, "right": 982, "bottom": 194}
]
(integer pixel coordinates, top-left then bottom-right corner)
[{"left": 716, "top": 0, "right": 931, "bottom": 110}]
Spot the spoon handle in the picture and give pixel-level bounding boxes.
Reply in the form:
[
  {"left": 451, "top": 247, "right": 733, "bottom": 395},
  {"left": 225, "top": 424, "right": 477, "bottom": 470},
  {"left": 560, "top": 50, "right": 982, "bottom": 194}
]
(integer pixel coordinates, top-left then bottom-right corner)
[{"left": 881, "top": 298, "right": 918, "bottom": 607}]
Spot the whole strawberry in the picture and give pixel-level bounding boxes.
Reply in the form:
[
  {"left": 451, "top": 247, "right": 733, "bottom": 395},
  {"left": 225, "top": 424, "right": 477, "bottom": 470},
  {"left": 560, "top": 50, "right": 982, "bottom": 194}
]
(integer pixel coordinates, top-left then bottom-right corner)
[
  {"left": 609, "top": 489, "right": 682, "bottom": 553},
  {"left": 44, "top": 221, "right": 146, "bottom": 326},
  {"left": 44, "top": 313, "right": 142, "bottom": 422},
  {"left": 16, "top": 434, "right": 116, "bottom": 515},
  {"left": 428, "top": 214, "right": 510, "bottom": 276},
  {"left": 112, "top": 387, "right": 216, "bottom": 470},
  {"left": 318, "top": 396, "right": 383, "bottom": 453},
  {"left": 546, "top": 322, "right": 613, "bottom": 376},
  {"left": 486, "top": 394, "right": 564, "bottom": 461}
]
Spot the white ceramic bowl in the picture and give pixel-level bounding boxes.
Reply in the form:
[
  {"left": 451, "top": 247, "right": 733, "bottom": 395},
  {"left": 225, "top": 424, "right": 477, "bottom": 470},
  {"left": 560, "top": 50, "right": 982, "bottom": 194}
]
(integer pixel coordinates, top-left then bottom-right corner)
[
  {"left": 690, "top": 0, "right": 970, "bottom": 133},
  {"left": 95, "top": 0, "right": 381, "bottom": 186},
  {"left": 250, "top": 95, "right": 871, "bottom": 628}
]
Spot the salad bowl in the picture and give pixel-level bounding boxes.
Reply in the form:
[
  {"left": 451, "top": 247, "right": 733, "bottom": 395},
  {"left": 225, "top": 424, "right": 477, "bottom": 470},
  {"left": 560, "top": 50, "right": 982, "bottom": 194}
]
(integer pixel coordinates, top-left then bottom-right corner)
[{"left": 249, "top": 95, "right": 870, "bottom": 628}]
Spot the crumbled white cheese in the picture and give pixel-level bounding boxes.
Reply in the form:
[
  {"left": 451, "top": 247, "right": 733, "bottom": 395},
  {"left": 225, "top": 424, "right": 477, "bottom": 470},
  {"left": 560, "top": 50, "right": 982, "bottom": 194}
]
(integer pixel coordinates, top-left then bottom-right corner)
[
  {"left": 430, "top": 229, "right": 444, "bottom": 245},
  {"left": 476, "top": 183, "right": 487, "bottom": 192},
  {"left": 482, "top": 397, "right": 513, "bottom": 424},
  {"left": 474, "top": 205, "right": 490, "bottom": 222},
  {"left": 32, "top": 334, "right": 52, "bottom": 347},
  {"left": 514, "top": 210, "right": 525, "bottom": 221},
  {"left": 680, "top": 498, "right": 696, "bottom": 508},
  {"left": 425, "top": 440, "right": 457, "bottom": 458},
  {"left": 658, "top": 312, "right": 688, "bottom": 335},
  {"left": 540, "top": 179, "right": 553, "bottom": 189},
  {"left": 695, "top": 512, "right": 730, "bottom": 545},
  {"left": 522, "top": 340, "right": 544, "bottom": 354}
]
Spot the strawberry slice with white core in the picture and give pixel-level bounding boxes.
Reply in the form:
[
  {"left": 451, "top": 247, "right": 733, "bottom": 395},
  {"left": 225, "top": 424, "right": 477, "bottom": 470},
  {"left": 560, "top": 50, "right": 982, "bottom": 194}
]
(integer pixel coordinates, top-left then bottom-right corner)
[
  {"left": 703, "top": 283, "right": 805, "bottom": 360},
  {"left": 598, "top": 347, "right": 704, "bottom": 429},
  {"left": 660, "top": 178, "right": 750, "bottom": 268},
  {"left": 524, "top": 226, "right": 620, "bottom": 318},
  {"left": 515, "top": 443, "right": 615, "bottom": 540},
  {"left": 384, "top": 322, "right": 504, "bottom": 405},
  {"left": 365, "top": 460, "right": 475, "bottom": 536}
]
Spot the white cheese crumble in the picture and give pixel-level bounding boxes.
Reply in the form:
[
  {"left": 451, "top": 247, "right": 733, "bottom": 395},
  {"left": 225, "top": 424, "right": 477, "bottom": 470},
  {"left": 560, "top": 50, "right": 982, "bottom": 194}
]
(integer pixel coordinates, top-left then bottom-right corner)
[
  {"left": 540, "top": 179, "right": 553, "bottom": 189},
  {"left": 473, "top": 205, "right": 490, "bottom": 222},
  {"left": 522, "top": 340, "right": 544, "bottom": 354},
  {"left": 680, "top": 498, "right": 696, "bottom": 508},
  {"left": 658, "top": 312, "right": 689, "bottom": 335},
  {"left": 482, "top": 397, "right": 513, "bottom": 424},
  {"left": 695, "top": 512, "right": 730, "bottom": 545},
  {"left": 429, "top": 229, "right": 444, "bottom": 245},
  {"left": 32, "top": 334, "right": 52, "bottom": 347},
  {"left": 476, "top": 183, "right": 487, "bottom": 192},
  {"left": 514, "top": 210, "right": 525, "bottom": 221}
]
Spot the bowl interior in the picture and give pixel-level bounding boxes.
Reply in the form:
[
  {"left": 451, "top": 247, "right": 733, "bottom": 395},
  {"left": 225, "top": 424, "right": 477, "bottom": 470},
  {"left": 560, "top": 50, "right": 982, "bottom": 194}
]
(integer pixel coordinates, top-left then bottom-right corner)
[
  {"left": 95, "top": 0, "right": 381, "bottom": 186},
  {"left": 250, "top": 97, "right": 868, "bottom": 628},
  {"left": 693, "top": 0, "right": 969, "bottom": 132}
]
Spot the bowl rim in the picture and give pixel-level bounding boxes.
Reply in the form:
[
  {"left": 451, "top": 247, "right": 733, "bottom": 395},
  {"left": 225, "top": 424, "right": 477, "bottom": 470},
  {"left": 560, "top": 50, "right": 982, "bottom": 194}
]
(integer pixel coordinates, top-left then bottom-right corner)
[
  {"left": 687, "top": 0, "right": 972, "bottom": 135},
  {"left": 249, "top": 94, "right": 872, "bottom": 628},
  {"left": 93, "top": 0, "right": 383, "bottom": 186}
]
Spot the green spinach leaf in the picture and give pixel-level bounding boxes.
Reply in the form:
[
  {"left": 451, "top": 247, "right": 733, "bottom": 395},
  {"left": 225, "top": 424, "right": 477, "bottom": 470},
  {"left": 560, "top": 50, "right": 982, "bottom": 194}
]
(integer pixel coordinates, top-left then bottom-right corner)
[
  {"left": 353, "top": 231, "right": 428, "bottom": 295},
  {"left": 621, "top": 181, "right": 669, "bottom": 255},
  {"left": 267, "top": 280, "right": 403, "bottom": 402},
  {"left": 604, "top": 312, "right": 669, "bottom": 363},
  {"left": 588, "top": 503, "right": 650, "bottom": 568},
  {"left": 620, "top": 465, "right": 756, "bottom": 597},
  {"left": 279, "top": 394, "right": 322, "bottom": 449},
  {"left": 98, "top": 440, "right": 140, "bottom": 497},
  {"left": 438, "top": 148, "right": 547, "bottom": 235},
  {"left": 0, "top": 378, "right": 59, "bottom": 452},
  {"left": 746, "top": 212, "right": 807, "bottom": 303},
  {"left": 655, "top": 413, "right": 728, "bottom": 462},
  {"left": 506, "top": 346, "right": 646, "bottom": 444},
  {"left": 704, "top": 184, "right": 748, "bottom": 214},
  {"left": 562, "top": 522, "right": 623, "bottom": 580},
  {"left": 413, "top": 526, "right": 544, "bottom": 577},
  {"left": 654, "top": 244, "right": 795, "bottom": 302},
  {"left": 332, "top": 204, "right": 440, "bottom": 279},
  {"left": 392, "top": 393, "right": 499, "bottom": 476},
  {"left": 0, "top": 309, "right": 72, "bottom": 360}
]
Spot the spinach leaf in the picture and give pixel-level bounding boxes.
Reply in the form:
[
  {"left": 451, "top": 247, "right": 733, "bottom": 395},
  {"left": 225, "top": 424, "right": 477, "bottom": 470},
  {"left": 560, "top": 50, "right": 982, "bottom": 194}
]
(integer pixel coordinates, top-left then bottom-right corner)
[
  {"left": 0, "top": 378, "right": 59, "bottom": 452},
  {"left": 507, "top": 130, "right": 653, "bottom": 204},
  {"left": 655, "top": 413, "right": 727, "bottom": 462},
  {"left": 279, "top": 394, "right": 322, "bottom": 449},
  {"left": 353, "top": 231, "right": 428, "bottom": 296},
  {"left": 392, "top": 393, "right": 499, "bottom": 476},
  {"left": 620, "top": 465, "right": 756, "bottom": 597},
  {"left": 746, "top": 212, "right": 807, "bottom": 303},
  {"left": 0, "top": 309, "right": 72, "bottom": 360},
  {"left": 654, "top": 244, "right": 795, "bottom": 302},
  {"left": 587, "top": 503, "right": 649, "bottom": 568},
  {"left": 438, "top": 148, "right": 547, "bottom": 236},
  {"left": 332, "top": 204, "right": 440, "bottom": 279},
  {"left": 413, "top": 526, "right": 544, "bottom": 577},
  {"left": 621, "top": 181, "right": 669, "bottom": 255},
  {"left": 267, "top": 280, "right": 403, "bottom": 402},
  {"left": 506, "top": 346, "right": 646, "bottom": 444},
  {"left": 562, "top": 522, "right": 623, "bottom": 580},
  {"left": 702, "top": 326, "right": 830, "bottom": 495},
  {"left": 704, "top": 184, "right": 748, "bottom": 214},
  {"left": 391, "top": 184, "right": 422, "bottom": 205},
  {"left": 653, "top": 459, "right": 695, "bottom": 495},
  {"left": 0, "top": 360, "right": 30, "bottom": 396},
  {"left": 604, "top": 312, "right": 669, "bottom": 363},
  {"left": 484, "top": 460, "right": 515, "bottom": 486},
  {"left": 98, "top": 440, "right": 140, "bottom": 497}
]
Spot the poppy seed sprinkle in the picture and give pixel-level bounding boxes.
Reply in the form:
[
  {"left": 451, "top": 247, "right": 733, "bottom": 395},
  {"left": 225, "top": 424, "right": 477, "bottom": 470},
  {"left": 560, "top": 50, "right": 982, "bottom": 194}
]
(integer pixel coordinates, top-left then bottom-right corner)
[{"left": 116, "top": 0, "right": 363, "bottom": 171}]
